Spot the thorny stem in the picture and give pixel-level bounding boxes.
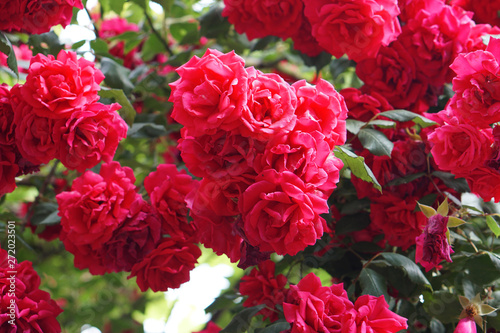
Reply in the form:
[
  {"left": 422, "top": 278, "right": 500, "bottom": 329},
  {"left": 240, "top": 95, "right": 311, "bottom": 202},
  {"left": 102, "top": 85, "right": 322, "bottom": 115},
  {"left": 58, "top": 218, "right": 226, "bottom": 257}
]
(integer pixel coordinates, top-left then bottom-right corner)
[{"left": 456, "top": 228, "right": 479, "bottom": 253}]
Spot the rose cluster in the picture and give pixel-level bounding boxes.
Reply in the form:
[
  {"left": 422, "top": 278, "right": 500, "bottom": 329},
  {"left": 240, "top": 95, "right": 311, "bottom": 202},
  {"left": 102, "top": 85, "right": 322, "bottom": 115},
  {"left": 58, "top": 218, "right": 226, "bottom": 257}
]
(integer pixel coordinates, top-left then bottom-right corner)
[
  {"left": 428, "top": 38, "right": 500, "bottom": 202},
  {"left": 56, "top": 161, "right": 202, "bottom": 292},
  {"left": 0, "top": 50, "right": 128, "bottom": 197},
  {"left": 0, "top": 247, "right": 63, "bottom": 332},
  {"left": 0, "top": 0, "right": 83, "bottom": 35},
  {"left": 238, "top": 260, "right": 408, "bottom": 332},
  {"left": 169, "top": 48, "right": 347, "bottom": 266}
]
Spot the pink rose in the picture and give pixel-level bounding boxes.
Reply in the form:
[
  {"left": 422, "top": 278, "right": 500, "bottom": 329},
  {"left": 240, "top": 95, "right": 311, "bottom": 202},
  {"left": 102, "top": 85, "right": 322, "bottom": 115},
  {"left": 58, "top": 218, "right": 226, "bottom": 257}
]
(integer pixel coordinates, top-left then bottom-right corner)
[
  {"left": 447, "top": 38, "right": 500, "bottom": 128},
  {"left": 54, "top": 103, "right": 127, "bottom": 172},
  {"left": 303, "top": 0, "right": 401, "bottom": 62},
  {"left": 239, "top": 169, "right": 328, "bottom": 256},
  {"left": 466, "top": 24, "right": 500, "bottom": 53},
  {"left": 415, "top": 213, "right": 453, "bottom": 272},
  {"left": 144, "top": 164, "right": 199, "bottom": 241},
  {"left": 20, "top": 50, "right": 104, "bottom": 119},
  {"left": 283, "top": 272, "right": 354, "bottom": 333},
  {"left": 0, "top": 0, "right": 83, "bottom": 34},
  {"left": 240, "top": 69, "right": 297, "bottom": 140},
  {"left": 128, "top": 239, "right": 202, "bottom": 292},
  {"left": 429, "top": 122, "right": 493, "bottom": 176},
  {"left": 240, "top": 260, "right": 288, "bottom": 322},
  {"left": 169, "top": 49, "right": 249, "bottom": 136},
  {"left": 222, "top": 0, "right": 304, "bottom": 40},
  {"left": 454, "top": 317, "right": 477, "bottom": 333}
]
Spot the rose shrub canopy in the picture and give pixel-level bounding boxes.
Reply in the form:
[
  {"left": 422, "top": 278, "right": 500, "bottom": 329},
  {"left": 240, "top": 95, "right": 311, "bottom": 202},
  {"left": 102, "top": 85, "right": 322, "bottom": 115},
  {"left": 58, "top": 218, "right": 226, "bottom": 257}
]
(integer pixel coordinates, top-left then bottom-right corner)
[{"left": 1, "top": 0, "right": 500, "bottom": 332}]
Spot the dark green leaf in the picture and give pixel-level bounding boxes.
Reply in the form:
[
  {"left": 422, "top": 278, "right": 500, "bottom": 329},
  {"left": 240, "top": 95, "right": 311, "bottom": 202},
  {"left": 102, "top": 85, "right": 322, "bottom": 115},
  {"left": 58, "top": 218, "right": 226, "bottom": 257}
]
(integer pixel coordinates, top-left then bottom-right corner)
[
  {"left": 351, "top": 242, "right": 384, "bottom": 253},
  {"left": 386, "top": 173, "right": 426, "bottom": 187},
  {"left": 199, "top": 3, "right": 231, "bottom": 38},
  {"left": 127, "top": 123, "right": 168, "bottom": 138},
  {"left": 142, "top": 34, "right": 165, "bottom": 62},
  {"left": 98, "top": 89, "right": 136, "bottom": 126},
  {"left": 39, "top": 210, "right": 61, "bottom": 225},
  {"left": 28, "top": 31, "right": 64, "bottom": 56},
  {"left": 422, "top": 291, "right": 462, "bottom": 324},
  {"left": 251, "top": 36, "right": 280, "bottom": 52},
  {"left": 220, "top": 305, "right": 266, "bottom": 333},
  {"left": 359, "top": 268, "right": 388, "bottom": 299},
  {"left": 329, "top": 58, "right": 354, "bottom": 80},
  {"left": 465, "top": 252, "right": 500, "bottom": 285},
  {"left": 339, "top": 198, "right": 370, "bottom": 215},
  {"left": 205, "top": 293, "right": 239, "bottom": 313},
  {"left": 30, "top": 202, "right": 59, "bottom": 226},
  {"left": 358, "top": 128, "right": 394, "bottom": 156},
  {"left": 300, "top": 51, "right": 332, "bottom": 72},
  {"left": 71, "top": 40, "right": 87, "bottom": 50},
  {"left": 0, "top": 32, "right": 18, "bottom": 77},
  {"left": 100, "top": 57, "right": 134, "bottom": 94},
  {"left": 130, "top": 0, "right": 148, "bottom": 9},
  {"left": 430, "top": 318, "right": 446, "bottom": 333},
  {"left": 255, "top": 320, "right": 290, "bottom": 333},
  {"left": 151, "top": 0, "right": 173, "bottom": 13},
  {"left": 486, "top": 216, "right": 500, "bottom": 237},
  {"left": 432, "top": 171, "right": 470, "bottom": 193},
  {"left": 336, "top": 213, "right": 370, "bottom": 235},
  {"left": 367, "top": 119, "right": 396, "bottom": 128},
  {"left": 380, "top": 253, "right": 431, "bottom": 288},
  {"left": 170, "top": 22, "right": 198, "bottom": 45},
  {"left": 345, "top": 119, "right": 366, "bottom": 135},
  {"left": 334, "top": 146, "right": 382, "bottom": 192},
  {"left": 378, "top": 109, "right": 436, "bottom": 127}
]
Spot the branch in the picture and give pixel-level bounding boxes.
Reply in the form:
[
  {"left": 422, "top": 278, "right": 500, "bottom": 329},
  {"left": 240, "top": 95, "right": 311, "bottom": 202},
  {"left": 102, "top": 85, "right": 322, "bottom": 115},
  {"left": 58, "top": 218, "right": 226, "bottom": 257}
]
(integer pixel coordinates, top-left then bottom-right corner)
[{"left": 144, "top": 9, "right": 173, "bottom": 56}]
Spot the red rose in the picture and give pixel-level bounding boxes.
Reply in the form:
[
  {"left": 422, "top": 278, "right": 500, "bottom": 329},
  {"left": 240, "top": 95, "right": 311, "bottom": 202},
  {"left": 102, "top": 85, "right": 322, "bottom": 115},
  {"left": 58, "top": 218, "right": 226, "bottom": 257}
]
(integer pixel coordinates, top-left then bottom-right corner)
[
  {"left": 129, "top": 239, "right": 202, "bottom": 292},
  {"left": 240, "top": 70, "right": 297, "bottom": 140},
  {"left": 239, "top": 169, "right": 328, "bottom": 256},
  {"left": 415, "top": 213, "right": 453, "bottom": 272},
  {"left": 465, "top": 167, "right": 500, "bottom": 203},
  {"left": 340, "top": 88, "right": 393, "bottom": 122},
  {"left": 11, "top": 85, "right": 60, "bottom": 165},
  {"left": 0, "top": 84, "right": 15, "bottom": 146},
  {"left": 239, "top": 260, "right": 288, "bottom": 322},
  {"left": 342, "top": 295, "right": 408, "bottom": 333},
  {"left": 356, "top": 40, "right": 432, "bottom": 113},
  {"left": 222, "top": 0, "right": 304, "bottom": 40},
  {"left": 303, "top": 0, "right": 401, "bottom": 62},
  {"left": 0, "top": 0, "right": 82, "bottom": 34},
  {"left": 0, "top": 249, "right": 63, "bottom": 333},
  {"left": 101, "top": 201, "right": 162, "bottom": 272},
  {"left": 290, "top": 15, "right": 325, "bottom": 57},
  {"left": 451, "top": 0, "right": 500, "bottom": 26},
  {"left": 429, "top": 121, "right": 493, "bottom": 176},
  {"left": 466, "top": 24, "right": 500, "bottom": 53},
  {"left": 57, "top": 162, "right": 140, "bottom": 273},
  {"left": 292, "top": 79, "right": 348, "bottom": 149},
  {"left": 144, "top": 164, "right": 199, "bottom": 241},
  {"left": 54, "top": 102, "right": 128, "bottom": 172},
  {"left": 20, "top": 50, "right": 104, "bottom": 119},
  {"left": 0, "top": 146, "right": 19, "bottom": 197},
  {"left": 283, "top": 272, "right": 354, "bottom": 333},
  {"left": 447, "top": 38, "right": 500, "bottom": 128},
  {"left": 370, "top": 194, "right": 427, "bottom": 250},
  {"left": 169, "top": 49, "right": 249, "bottom": 136}
]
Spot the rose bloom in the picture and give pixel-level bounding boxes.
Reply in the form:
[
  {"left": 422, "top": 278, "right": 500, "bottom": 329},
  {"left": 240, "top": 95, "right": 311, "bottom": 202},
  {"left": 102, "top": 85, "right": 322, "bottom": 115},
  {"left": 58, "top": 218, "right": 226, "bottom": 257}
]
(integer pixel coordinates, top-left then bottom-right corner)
[
  {"left": 342, "top": 295, "right": 408, "bottom": 332},
  {"left": 292, "top": 79, "right": 348, "bottom": 149},
  {"left": 239, "top": 260, "right": 288, "bottom": 322},
  {"left": 454, "top": 317, "right": 476, "bottom": 333},
  {"left": 129, "top": 239, "right": 202, "bottom": 292},
  {"left": 370, "top": 194, "right": 428, "bottom": 250},
  {"left": 451, "top": 0, "right": 500, "bottom": 27},
  {"left": 283, "top": 272, "right": 354, "bottom": 333},
  {"left": 20, "top": 50, "right": 104, "bottom": 119},
  {"left": 303, "top": 0, "right": 401, "bottom": 62},
  {"left": 356, "top": 40, "right": 434, "bottom": 113},
  {"left": 0, "top": 84, "right": 15, "bottom": 146},
  {"left": 169, "top": 49, "right": 249, "bottom": 136},
  {"left": 428, "top": 121, "right": 493, "bottom": 176},
  {"left": 447, "top": 38, "right": 500, "bottom": 128},
  {"left": 466, "top": 24, "right": 500, "bottom": 53},
  {"left": 57, "top": 162, "right": 139, "bottom": 255},
  {"left": 465, "top": 166, "right": 500, "bottom": 203},
  {"left": 0, "top": 249, "right": 63, "bottom": 332},
  {"left": 54, "top": 103, "right": 127, "bottom": 172},
  {"left": 240, "top": 69, "right": 297, "bottom": 140},
  {"left": 290, "top": 15, "right": 325, "bottom": 57},
  {"left": 238, "top": 169, "right": 328, "bottom": 256},
  {"left": 144, "top": 163, "right": 199, "bottom": 241},
  {"left": 222, "top": 0, "right": 303, "bottom": 40},
  {"left": 340, "top": 88, "right": 393, "bottom": 122},
  {"left": 0, "top": 146, "right": 19, "bottom": 197},
  {"left": 0, "top": 0, "right": 83, "bottom": 34},
  {"left": 415, "top": 213, "right": 453, "bottom": 272},
  {"left": 11, "top": 85, "right": 60, "bottom": 165}
]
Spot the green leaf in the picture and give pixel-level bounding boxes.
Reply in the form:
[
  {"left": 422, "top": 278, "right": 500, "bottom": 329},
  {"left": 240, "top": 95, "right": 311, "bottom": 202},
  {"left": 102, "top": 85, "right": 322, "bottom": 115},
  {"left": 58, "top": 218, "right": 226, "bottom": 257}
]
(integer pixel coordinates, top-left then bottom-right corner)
[
  {"left": 486, "top": 216, "right": 500, "bottom": 237},
  {"left": 109, "top": 0, "right": 125, "bottom": 13},
  {"left": 417, "top": 202, "right": 437, "bottom": 218},
  {"left": 255, "top": 320, "right": 291, "bottom": 333},
  {"left": 251, "top": 36, "right": 280, "bottom": 52},
  {"left": 98, "top": 88, "right": 136, "bottom": 126},
  {"left": 358, "top": 128, "right": 394, "bottom": 156},
  {"left": 142, "top": 34, "right": 165, "bottom": 62},
  {"left": 299, "top": 51, "right": 332, "bottom": 72},
  {"left": 432, "top": 171, "right": 470, "bottom": 193},
  {"left": 127, "top": 123, "right": 168, "bottom": 138},
  {"left": 336, "top": 213, "right": 370, "bottom": 235},
  {"left": 30, "top": 202, "right": 59, "bottom": 226},
  {"left": 28, "top": 31, "right": 64, "bottom": 56},
  {"left": 465, "top": 252, "right": 500, "bottom": 285},
  {"left": 39, "top": 210, "right": 61, "bottom": 225},
  {"left": 378, "top": 109, "right": 437, "bottom": 127},
  {"left": 71, "top": 40, "right": 87, "bottom": 50},
  {"left": 386, "top": 173, "right": 425, "bottom": 187},
  {"left": 199, "top": 3, "right": 231, "bottom": 38},
  {"left": 345, "top": 119, "right": 366, "bottom": 135},
  {"left": 0, "top": 32, "right": 18, "bottom": 77},
  {"left": 170, "top": 22, "right": 199, "bottom": 45},
  {"left": 130, "top": 0, "right": 148, "bottom": 9},
  {"left": 100, "top": 57, "right": 134, "bottom": 94},
  {"left": 367, "top": 119, "right": 396, "bottom": 128},
  {"left": 380, "top": 253, "right": 431, "bottom": 288},
  {"left": 220, "top": 305, "right": 266, "bottom": 333},
  {"left": 334, "top": 146, "right": 382, "bottom": 192},
  {"left": 329, "top": 58, "right": 354, "bottom": 80},
  {"left": 205, "top": 293, "right": 239, "bottom": 313},
  {"left": 359, "top": 268, "right": 388, "bottom": 299},
  {"left": 447, "top": 216, "right": 466, "bottom": 228}
]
